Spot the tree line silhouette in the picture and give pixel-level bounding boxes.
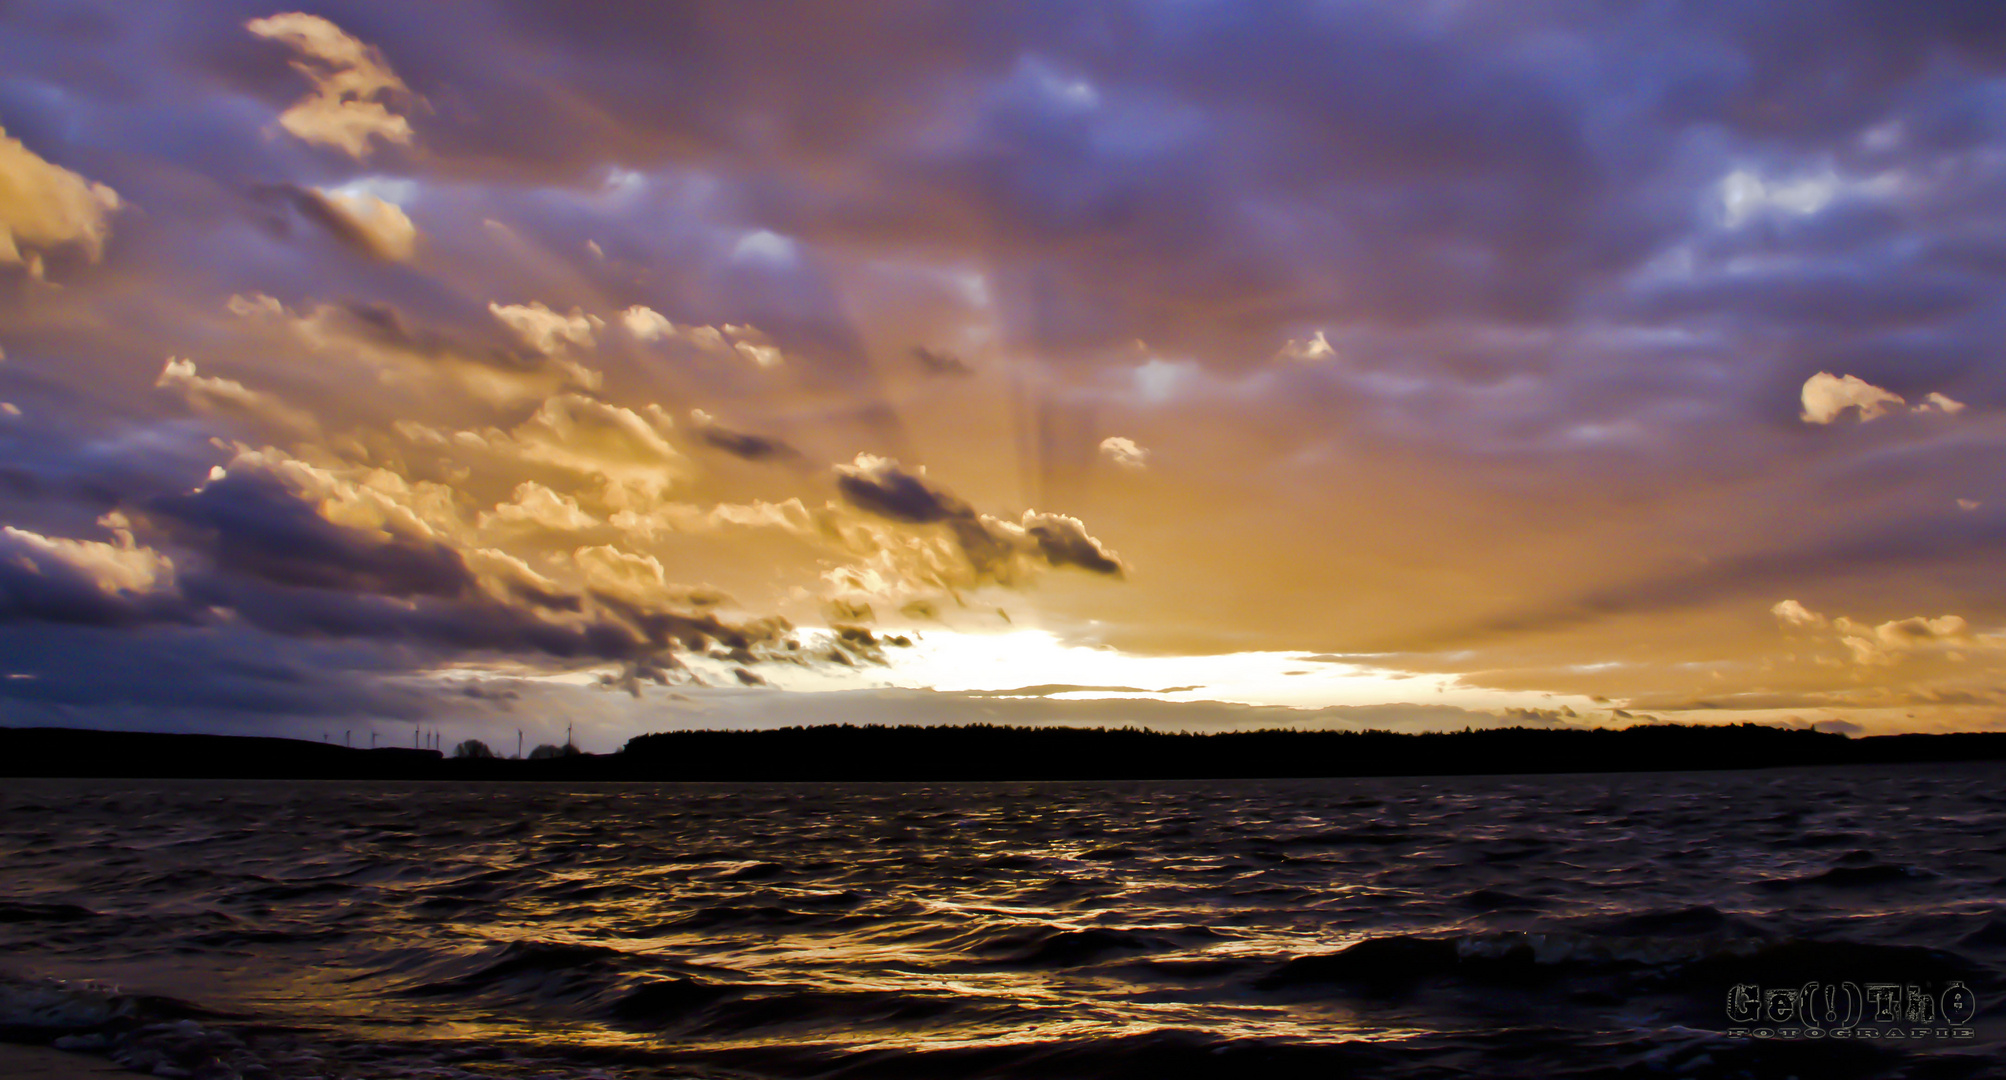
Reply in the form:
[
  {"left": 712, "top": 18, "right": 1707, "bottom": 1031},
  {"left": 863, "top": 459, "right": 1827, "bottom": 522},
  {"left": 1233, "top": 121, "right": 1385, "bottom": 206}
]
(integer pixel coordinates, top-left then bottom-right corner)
[{"left": 3, "top": 722, "right": 2004, "bottom": 780}]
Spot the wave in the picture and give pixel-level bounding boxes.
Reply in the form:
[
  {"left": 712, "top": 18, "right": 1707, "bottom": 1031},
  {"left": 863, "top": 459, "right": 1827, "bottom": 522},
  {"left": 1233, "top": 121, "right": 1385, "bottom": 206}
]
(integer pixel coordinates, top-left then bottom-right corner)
[
  {"left": 1756, "top": 863, "right": 1939, "bottom": 889},
  {"left": 6, "top": 769, "right": 2002, "bottom": 1078},
  {"left": 1458, "top": 888, "right": 1550, "bottom": 911},
  {"left": 397, "top": 939, "right": 637, "bottom": 1000},
  {"left": 957, "top": 923, "right": 1223, "bottom": 968},
  {"left": 1256, "top": 926, "right": 1987, "bottom": 997},
  {"left": 0, "top": 902, "right": 96, "bottom": 924}
]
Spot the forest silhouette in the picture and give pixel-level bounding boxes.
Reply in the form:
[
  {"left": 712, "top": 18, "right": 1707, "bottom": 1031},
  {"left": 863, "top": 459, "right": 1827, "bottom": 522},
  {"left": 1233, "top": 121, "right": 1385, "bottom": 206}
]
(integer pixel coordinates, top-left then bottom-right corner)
[{"left": 3, "top": 722, "right": 2003, "bottom": 781}]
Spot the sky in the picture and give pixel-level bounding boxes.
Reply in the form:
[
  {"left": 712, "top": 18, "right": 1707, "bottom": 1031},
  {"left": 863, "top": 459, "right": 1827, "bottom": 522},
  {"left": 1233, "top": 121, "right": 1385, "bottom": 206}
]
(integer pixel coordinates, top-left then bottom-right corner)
[{"left": 3, "top": 1, "right": 2006, "bottom": 749}]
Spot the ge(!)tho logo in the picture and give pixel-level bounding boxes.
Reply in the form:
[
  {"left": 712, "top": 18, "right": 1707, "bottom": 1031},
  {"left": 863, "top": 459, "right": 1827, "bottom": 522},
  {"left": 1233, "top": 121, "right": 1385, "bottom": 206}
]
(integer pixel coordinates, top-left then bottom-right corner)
[{"left": 1726, "top": 980, "right": 1978, "bottom": 1039}]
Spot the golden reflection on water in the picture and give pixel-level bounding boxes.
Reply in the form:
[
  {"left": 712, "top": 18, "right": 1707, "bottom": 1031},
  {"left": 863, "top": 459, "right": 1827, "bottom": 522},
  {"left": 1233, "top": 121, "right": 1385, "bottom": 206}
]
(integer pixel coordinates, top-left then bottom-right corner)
[{"left": 4, "top": 771, "right": 2003, "bottom": 1076}]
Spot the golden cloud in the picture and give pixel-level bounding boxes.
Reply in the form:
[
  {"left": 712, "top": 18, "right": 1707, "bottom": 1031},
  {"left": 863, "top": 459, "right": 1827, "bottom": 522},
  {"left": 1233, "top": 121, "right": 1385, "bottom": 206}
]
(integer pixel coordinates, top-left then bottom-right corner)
[
  {"left": 0, "top": 125, "right": 120, "bottom": 277},
  {"left": 246, "top": 12, "right": 415, "bottom": 158}
]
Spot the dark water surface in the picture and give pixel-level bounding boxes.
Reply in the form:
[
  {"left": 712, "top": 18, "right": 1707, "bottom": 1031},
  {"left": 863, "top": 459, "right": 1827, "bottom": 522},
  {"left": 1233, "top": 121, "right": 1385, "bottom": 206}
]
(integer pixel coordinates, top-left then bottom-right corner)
[{"left": 3, "top": 765, "right": 2004, "bottom": 1078}]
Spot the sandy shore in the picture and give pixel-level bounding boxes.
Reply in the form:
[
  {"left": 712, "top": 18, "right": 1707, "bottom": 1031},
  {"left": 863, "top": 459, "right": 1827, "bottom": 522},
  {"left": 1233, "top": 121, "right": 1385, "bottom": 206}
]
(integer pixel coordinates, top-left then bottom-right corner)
[{"left": 0, "top": 1043, "right": 133, "bottom": 1078}]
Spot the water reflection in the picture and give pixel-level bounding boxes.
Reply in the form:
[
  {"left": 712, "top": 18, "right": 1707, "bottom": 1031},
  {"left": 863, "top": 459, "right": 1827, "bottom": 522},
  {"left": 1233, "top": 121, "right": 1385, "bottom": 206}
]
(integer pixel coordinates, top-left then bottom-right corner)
[{"left": 1, "top": 766, "right": 2002, "bottom": 1078}]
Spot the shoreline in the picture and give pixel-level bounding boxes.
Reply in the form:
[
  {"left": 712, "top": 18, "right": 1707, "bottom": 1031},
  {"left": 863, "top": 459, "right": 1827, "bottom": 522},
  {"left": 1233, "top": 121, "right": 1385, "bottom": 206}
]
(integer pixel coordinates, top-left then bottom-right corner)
[{"left": 4, "top": 721, "right": 2005, "bottom": 782}]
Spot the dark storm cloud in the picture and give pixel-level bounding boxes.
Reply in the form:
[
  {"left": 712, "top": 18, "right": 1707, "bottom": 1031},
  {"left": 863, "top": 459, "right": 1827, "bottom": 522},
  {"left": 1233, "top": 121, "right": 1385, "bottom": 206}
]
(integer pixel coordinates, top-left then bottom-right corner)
[
  {"left": 150, "top": 533, "right": 810, "bottom": 699},
  {"left": 834, "top": 458, "right": 969, "bottom": 524},
  {"left": 0, "top": 527, "right": 190, "bottom": 628},
  {"left": 146, "top": 468, "right": 477, "bottom": 599},
  {"left": 0, "top": 447, "right": 821, "bottom": 706},
  {"left": 0, "top": 416, "right": 220, "bottom": 528},
  {"left": 1021, "top": 511, "right": 1124, "bottom": 576},
  {"left": 0, "top": 624, "right": 436, "bottom": 723},
  {"left": 692, "top": 420, "right": 800, "bottom": 463},
  {"left": 266, "top": 0, "right": 1999, "bottom": 414},
  {"left": 834, "top": 456, "right": 1125, "bottom": 580},
  {"left": 252, "top": 183, "right": 403, "bottom": 262}
]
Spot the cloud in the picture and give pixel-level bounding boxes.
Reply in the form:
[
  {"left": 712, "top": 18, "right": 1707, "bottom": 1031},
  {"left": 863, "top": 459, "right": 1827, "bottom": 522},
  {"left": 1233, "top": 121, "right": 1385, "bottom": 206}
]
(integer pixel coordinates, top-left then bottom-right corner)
[
  {"left": 0, "top": 448, "right": 816, "bottom": 695},
  {"left": 0, "top": 623, "right": 462, "bottom": 727},
  {"left": 1799, "top": 372, "right": 1970, "bottom": 424},
  {"left": 472, "top": 394, "right": 690, "bottom": 508},
  {"left": 1276, "top": 330, "right": 1334, "bottom": 363},
  {"left": 1834, "top": 613, "right": 1984, "bottom": 666},
  {"left": 246, "top": 12, "right": 415, "bottom": 158},
  {"left": 0, "top": 515, "right": 183, "bottom": 627},
  {"left": 832, "top": 454, "right": 1125, "bottom": 587},
  {"left": 1770, "top": 598, "right": 1826, "bottom": 629},
  {"left": 574, "top": 544, "right": 719, "bottom": 611},
  {"left": 684, "top": 325, "right": 727, "bottom": 351},
  {"left": 1799, "top": 372, "right": 1907, "bottom": 424},
  {"left": 479, "top": 481, "right": 601, "bottom": 533},
  {"left": 1098, "top": 436, "right": 1149, "bottom": 469},
  {"left": 156, "top": 358, "right": 319, "bottom": 437},
  {"left": 1499, "top": 705, "right": 1579, "bottom": 725},
  {"left": 963, "top": 684, "right": 1192, "bottom": 698},
  {"left": 617, "top": 307, "right": 757, "bottom": 361},
  {"left": 1019, "top": 511, "right": 1125, "bottom": 576},
  {"left": 1717, "top": 168, "right": 1845, "bottom": 227},
  {"left": 14, "top": 0, "right": 2006, "bottom": 737},
  {"left": 1132, "top": 359, "right": 1199, "bottom": 404},
  {"left": 236, "top": 296, "right": 602, "bottom": 405},
  {"left": 824, "top": 598, "right": 874, "bottom": 623},
  {"left": 620, "top": 305, "right": 675, "bottom": 341},
  {"left": 0, "top": 125, "right": 120, "bottom": 276},
  {"left": 726, "top": 325, "right": 784, "bottom": 368},
  {"left": 270, "top": 185, "right": 419, "bottom": 261},
  {"left": 834, "top": 454, "right": 968, "bottom": 524},
  {"left": 687, "top": 410, "right": 799, "bottom": 462},
  {"left": 488, "top": 302, "right": 603, "bottom": 354},
  {"left": 146, "top": 464, "right": 478, "bottom": 600},
  {"left": 1772, "top": 598, "right": 1998, "bottom": 666},
  {"left": 732, "top": 229, "right": 797, "bottom": 264}
]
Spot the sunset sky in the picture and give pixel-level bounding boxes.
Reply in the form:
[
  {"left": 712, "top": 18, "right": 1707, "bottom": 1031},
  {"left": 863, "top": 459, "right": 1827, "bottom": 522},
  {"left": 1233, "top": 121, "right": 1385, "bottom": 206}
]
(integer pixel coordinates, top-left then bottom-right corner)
[{"left": 4, "top": 2, "right": 2005, "bottom": 748}]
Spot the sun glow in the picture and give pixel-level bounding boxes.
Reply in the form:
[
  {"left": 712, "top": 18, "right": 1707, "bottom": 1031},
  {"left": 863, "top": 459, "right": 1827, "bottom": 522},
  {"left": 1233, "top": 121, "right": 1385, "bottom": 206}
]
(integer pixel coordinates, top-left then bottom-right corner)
[{"left": 682, "top": 627, "right": 1597, "bottom": 715}]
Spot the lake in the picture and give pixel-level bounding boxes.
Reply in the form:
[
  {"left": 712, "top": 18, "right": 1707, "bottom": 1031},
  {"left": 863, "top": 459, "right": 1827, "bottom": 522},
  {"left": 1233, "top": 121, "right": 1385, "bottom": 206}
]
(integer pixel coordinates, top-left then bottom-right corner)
[{"left": 2, "top": 765, "right": 2001, "bottom": 1078}]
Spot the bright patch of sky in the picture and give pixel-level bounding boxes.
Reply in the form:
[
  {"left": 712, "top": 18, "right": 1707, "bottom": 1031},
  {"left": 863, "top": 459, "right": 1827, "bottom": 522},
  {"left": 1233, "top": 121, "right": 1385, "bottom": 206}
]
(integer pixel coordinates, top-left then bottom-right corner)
[
  {"left": 1021, "top": 56, "right": 1100, "bottom": 110},
  {"left": 326, "top": 175, "right": 418, "bottom": 205},
  {"left": 648, "top": 627, "right": 1604, "bottom": 715},
  {"left": 732, "top": 228, "right": 798, "bottom": 264},
  {"left": 1132, "top": 358, "right": 1199, "bottom": 404},
  {"left": 1716, "top": 166, "right": 1901, "bottom": 227}
]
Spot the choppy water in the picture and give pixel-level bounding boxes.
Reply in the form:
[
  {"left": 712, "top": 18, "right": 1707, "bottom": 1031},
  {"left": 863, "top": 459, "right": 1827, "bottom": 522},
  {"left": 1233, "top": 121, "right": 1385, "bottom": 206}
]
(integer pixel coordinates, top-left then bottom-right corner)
[{"left": 2, "top": 765, "right": 2004, "bottom": 1079}]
